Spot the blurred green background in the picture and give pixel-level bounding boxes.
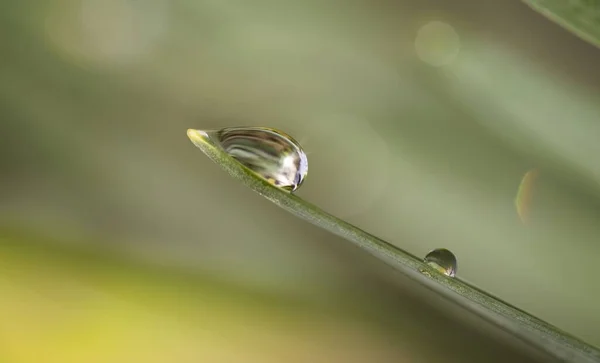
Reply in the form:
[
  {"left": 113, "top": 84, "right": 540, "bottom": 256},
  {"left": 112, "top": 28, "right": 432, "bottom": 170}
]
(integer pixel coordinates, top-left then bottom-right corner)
[{"left": 1, "top": 0, "right": 600, "bottom": 362}]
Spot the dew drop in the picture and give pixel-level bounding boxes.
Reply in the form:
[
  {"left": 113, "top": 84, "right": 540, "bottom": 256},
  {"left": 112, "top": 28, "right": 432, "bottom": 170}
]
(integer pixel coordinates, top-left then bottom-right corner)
[
  {"left": 188, "top": 127, "right": 308, "bottom": 192},
  {"left": 423, "top": 248, "right": 457, "bottom": 277}
]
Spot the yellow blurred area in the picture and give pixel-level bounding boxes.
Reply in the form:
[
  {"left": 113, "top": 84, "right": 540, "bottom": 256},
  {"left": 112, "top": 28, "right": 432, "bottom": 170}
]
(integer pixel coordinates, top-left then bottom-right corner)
[{"left": 0, "top": 234, "right": 402, "bottom": 363}]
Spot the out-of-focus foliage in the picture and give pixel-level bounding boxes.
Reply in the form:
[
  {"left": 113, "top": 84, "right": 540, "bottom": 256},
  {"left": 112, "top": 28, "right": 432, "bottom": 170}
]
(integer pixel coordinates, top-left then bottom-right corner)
[
  {"left": 0, "top": 229, "right": 537, "bottom": 363},
  {"left": 524, "top": 0, "right": 600, "bottom": 48}
]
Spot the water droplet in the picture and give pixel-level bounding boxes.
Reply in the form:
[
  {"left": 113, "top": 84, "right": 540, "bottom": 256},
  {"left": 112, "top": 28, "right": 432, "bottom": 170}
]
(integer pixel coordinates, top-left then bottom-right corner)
[
  {"left": 423, "top": 248, "right": 457, "bottom": 277},
  {"left": 188, "top": 127, "right": 308, "bottom": 192}
]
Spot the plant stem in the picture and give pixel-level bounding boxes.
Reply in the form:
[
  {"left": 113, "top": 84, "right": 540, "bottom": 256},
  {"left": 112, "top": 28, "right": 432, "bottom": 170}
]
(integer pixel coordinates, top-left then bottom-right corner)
[{"left": 188, "top": 129, "right": 600, "bottom": 363}]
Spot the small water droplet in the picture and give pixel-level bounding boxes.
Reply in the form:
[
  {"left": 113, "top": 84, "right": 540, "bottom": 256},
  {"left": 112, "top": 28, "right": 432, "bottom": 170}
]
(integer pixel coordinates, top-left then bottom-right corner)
[
  {"left": 423, "top": 248, "right": 457, "bottom": 277},
  {"left": 188, "top": 127, "right": 308, "bottom": 192}
]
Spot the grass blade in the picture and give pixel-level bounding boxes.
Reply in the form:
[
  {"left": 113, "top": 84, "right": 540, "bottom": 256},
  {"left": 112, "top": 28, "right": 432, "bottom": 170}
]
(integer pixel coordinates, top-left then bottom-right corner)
[
  {"left": 187, "top": 129, "right": 600, "bottom": 363},
  {"left": 523, "top": 0, "right": 600, "bottom": 48}
]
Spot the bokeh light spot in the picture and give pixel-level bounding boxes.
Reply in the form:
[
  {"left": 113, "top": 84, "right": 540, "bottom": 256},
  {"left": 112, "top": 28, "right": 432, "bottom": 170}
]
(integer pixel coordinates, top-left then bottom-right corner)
[{"left": 414, "top": 21, "right": 460, "bottom": 67}]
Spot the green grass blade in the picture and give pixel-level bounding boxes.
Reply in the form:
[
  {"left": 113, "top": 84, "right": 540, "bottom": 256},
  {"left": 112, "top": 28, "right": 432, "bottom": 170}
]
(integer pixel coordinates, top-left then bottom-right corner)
[
  {"left": 187, "top": 129, "right": 600, "bottom": 363},
  {"left": 523, "top": 0, "right": 600, "bottom": 48}
]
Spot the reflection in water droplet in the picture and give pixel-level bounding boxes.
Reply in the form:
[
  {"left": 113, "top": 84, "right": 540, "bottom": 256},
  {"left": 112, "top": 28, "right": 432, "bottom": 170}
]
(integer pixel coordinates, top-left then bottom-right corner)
[
  {"left": 423, "top": 248, "right": 457, "bottom": 277},
  {"left": 188, "top": 127, "right": 308, "bottom": 192}
]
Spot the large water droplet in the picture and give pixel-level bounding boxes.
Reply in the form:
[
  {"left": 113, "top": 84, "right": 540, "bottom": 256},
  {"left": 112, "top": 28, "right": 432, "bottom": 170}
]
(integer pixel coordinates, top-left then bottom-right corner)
[
  {"left": 423, "top": 248, "right": 457, "bottom": 277},
  {"left": 188, "top": 127, "right": 308, "bottom": 192}
]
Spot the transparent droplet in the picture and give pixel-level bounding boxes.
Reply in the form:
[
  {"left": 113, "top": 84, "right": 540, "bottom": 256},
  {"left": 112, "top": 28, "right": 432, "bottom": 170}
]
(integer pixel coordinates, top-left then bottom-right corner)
[
  {"left": 188, "top": 127, "right": 308, "bottom": 192},
  {"left": 423, "top": 248, "right": 457, "bottom": 277}
]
